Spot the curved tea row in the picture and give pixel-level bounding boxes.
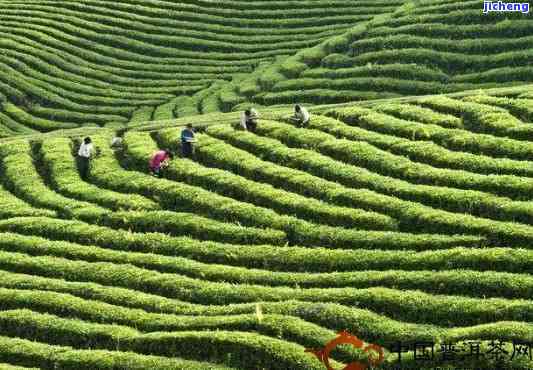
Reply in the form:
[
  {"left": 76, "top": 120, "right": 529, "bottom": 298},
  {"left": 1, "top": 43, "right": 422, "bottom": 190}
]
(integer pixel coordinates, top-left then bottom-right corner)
[
  {"left": 245, "top": 0, "right": 533, "bottom": 106},
  {"left": 0, "top": 89, "right": 532, "bottom": 368},
  {"left": 0, "top": 0, "right": 405, "bottom": 134}
]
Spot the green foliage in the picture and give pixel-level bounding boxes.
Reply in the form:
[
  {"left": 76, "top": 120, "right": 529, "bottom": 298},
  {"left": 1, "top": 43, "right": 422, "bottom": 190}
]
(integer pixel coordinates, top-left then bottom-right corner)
[
  {"left": 0, "top": 111, "right": 37, "bottom": 135},
  {"left": 2, "top": 103, "right": 78, "bottom": 132},
  {"left": 0, "top": 334, "right": 233, "bottom": 369},
  {"left": 462, "top": 95, "right": 533, "bottom": 122},
  {"left": 280, "top": 59, "right": 309, "bottom": 79},
  {"left": 327, "top": 103, "right": 533, "bottom": 161},
  {"left": 374, "top": 102, "right": 462, "bottom": 128},
  {"left": 1, "top": 0, "right": 533, "bottom": 368},
  {"left": 417, "top": 96, "right": 533, "bottom": 140},
  {"left": 0, "top": 308, "right": 325, "bottom": 369},
  {"left": 173, "top": 96, "right": 199, "bottom": 118},
  {"left": 303, "top": 64, "right": 450, "bottom": 83},
  {"left": 121, "top": 130, "right": 401, "bottom": 248},
  {"left": 206, "top": 123, "right": 533, "bottom": 246},
  {"left": 0, "top": 217, "right": 497, "bottom": 274},
  {"left": 103, "top": 210, "right": 287, "bottom": 246},
  {"left": 1, "top": 268, "right": 533, "bottom": 341},
  {"left": 38, "top": 138, "right": 159, "bottom": 211},
  {"left": 155, "top": 129, "right": 398, "bottom": 230},
  {"left": 257, "top": 120, "right": 533, "bottom": 207},
  {"left": 0, "top": 0, "right": 393, "bottom": 134},
  {"left": 0, "top": 262, "right": 532, "bottom": 369},
  {"left": 237, "top": 0, "right": 533, "bottom": 107},
  {"left": 351, "top": 34, "right": 533, "bottom": 56},
  {"left": 0, "top": 140, "right": 108, "bottom": 219},
  {"left": 130, "top": 106, "right": 155, "bottom": 124},
  {"left": 259, "top": 89, "right": 400, "bottom": 105},
  {"left": 0, "top": 187, "right": 55, "bottom": 219},
  {"left": 219, "top": 82, "right": 246, "bottom": 112},
  {"left": 306, "top": 112, "right": 533, "bottom": 178},
  {"left": 152, "top": 100, "right": 177, "bottom": 121},
  {"left": 321, "top": 53, "right": 353, "bottom": 68}
]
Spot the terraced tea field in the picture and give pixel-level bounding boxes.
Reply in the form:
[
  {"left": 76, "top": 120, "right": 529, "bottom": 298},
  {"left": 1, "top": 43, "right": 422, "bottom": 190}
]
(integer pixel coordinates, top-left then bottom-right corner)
[
  {"left": 1, "top": 0, "right": 531, "bottom": 137},
  {"left": 1, "top": 0, "right": 533, "bottom": 368},
  {"left": 241, "top": 0, "right": 533, "bottom": 106},
  {"left": 0, "top": 85, "right": 532, "bottom": 369},
  {"left": 0, "top": 0, "right": 407, "bottom": 134}
]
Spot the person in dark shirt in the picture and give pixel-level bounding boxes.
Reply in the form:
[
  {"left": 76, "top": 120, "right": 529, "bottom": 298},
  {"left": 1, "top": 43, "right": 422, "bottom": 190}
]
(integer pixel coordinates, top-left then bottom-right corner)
[
  {"left": 181, "top": 124, "right": 196, "bottom": 158},
  {"left": 240, "top": 108, "right": 259, "bottom": 133}
]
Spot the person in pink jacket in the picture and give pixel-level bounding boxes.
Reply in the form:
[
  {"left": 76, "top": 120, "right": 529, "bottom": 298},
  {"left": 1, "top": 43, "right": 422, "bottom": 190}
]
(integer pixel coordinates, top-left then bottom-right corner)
[{"left": 149, "top": 149, "right": 172, "bottom": 178}]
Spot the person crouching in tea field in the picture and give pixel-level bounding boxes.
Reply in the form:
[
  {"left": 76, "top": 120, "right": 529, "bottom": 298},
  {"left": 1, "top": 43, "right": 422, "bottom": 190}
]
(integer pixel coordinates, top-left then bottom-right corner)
[
  {"left": 290, "top": 104, "right": 310, "bottom": 127},
  {"left": 240, "top": 108, "right": 259, "bottom": 133},
  {"left": 149, "top": 149, "right": 172, "bottom": 178},
  {"left": 110, "top": 136, "right": 123, "bottom": 149},
  {"left": 110, "top": 129, "right": 127, "bottom": 149},
  {"left": 77, "top": 137, "right": 94, "bottom": 180},
  {"left": 181, "top": 124, "right": 196, "bottom": 158}
]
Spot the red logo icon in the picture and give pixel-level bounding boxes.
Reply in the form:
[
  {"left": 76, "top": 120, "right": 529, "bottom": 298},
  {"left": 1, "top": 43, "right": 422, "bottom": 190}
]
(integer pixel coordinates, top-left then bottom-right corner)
[{"left": 305, "top": 331, "right": 385, "bottom": 370}]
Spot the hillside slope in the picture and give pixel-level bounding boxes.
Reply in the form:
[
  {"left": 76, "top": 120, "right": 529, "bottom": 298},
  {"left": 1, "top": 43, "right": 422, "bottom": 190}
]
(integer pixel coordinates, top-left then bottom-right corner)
[
  {"left": 0, "top": 0, "right": 407, "bottom": 136},
  {"left": 238, "top": 0, "right": 533, "bottom": 105},
  {"left": 0, "top": 85, "right": 533, "bottom": 369},
  {"left": 1, "top": 2, "right": 533, "bottom": 368}
]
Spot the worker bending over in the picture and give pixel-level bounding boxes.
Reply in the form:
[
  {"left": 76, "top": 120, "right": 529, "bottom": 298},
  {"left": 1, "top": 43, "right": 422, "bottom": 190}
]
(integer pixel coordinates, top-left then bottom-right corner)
[
  {"left": 290, "top": 105, "right": 310, "bottom": 127},
  {"left": 241, "top": 108, "right": 259, "bottom": 133},
  {"left": 110, "top": 136, "right": 123, "bottom": 149},
  {"left": 149, "top": 149, "right": 172, "bottom": 178}
]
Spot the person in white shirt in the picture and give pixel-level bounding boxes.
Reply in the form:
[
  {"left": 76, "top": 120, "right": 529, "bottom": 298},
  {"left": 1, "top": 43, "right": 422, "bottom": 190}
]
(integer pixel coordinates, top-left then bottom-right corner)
[
  {"left": 77, "top": 137, "right": 94, "bottom": 180},
  {"left": 290, "top": 105, "right": 310, "bottom": 127},
  {"left": 110, "top": 136, "right": 123, "bottom": 148},
  {"left": 240, "top": 108, "right": 259, "bottom": 133}
]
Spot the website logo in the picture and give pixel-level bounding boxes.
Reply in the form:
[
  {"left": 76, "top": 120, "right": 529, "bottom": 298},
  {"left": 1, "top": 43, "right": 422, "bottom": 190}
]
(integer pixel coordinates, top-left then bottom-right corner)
[
  {"left": 483, "top": 1, "right": 530, "bottom": 14},
  {"left": 305, "top": 331, "right": 385, "bottom": 370}
]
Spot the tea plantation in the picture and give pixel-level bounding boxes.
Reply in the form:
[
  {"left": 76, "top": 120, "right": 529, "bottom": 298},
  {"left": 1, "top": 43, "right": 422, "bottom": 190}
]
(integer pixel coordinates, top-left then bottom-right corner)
[{"left": 0, "top": 0, "right": 532, "bottom": 369}]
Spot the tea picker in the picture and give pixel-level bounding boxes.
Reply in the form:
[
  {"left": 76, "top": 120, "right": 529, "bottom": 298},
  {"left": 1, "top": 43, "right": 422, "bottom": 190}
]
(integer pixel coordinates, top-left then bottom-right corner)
[
  {"left": 77, "top": 137, "right": 94, "bottom": 180},
  {"left": 149, "top": 149, "right": 173, "bottom": 178},
  {"left": 181, "top": 123, "right": 197, "bottom": 158},
  {"left": 240, "top": 108, "right": 259, "bottom": 133},
  {"left": 289, "top": 105, "right": 310, "bottom": 127}
]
